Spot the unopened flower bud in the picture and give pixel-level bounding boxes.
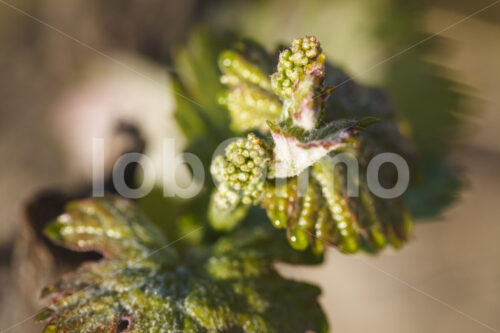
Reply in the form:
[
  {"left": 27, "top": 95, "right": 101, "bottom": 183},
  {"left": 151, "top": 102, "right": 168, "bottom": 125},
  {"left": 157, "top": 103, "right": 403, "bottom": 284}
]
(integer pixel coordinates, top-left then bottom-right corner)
[
  {"left": 271, "top": 36, "right": 321, "bottom": 98},
  {"left": 211, "top": 133, "right": 270, "bottom": 205}
]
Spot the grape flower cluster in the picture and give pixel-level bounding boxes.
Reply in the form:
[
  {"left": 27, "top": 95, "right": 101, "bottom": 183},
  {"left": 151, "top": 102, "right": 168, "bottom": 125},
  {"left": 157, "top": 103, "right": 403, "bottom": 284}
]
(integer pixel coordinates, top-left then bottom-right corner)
[
  {"left": 211, "top": 133, "right": 270, "bottom": 207},
  {"left": 271, "top": 36, "right": 321, "bottom": 98},
  {"left": 211, "top": 35, "right": 413, "bottom": 254}
]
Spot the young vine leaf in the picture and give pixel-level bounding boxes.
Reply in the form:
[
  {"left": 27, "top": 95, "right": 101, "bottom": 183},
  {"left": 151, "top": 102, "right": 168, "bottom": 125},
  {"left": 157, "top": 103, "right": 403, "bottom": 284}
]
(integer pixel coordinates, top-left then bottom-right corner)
[{"left": 38, "top": 197, "right": 328, "bottom": 332}]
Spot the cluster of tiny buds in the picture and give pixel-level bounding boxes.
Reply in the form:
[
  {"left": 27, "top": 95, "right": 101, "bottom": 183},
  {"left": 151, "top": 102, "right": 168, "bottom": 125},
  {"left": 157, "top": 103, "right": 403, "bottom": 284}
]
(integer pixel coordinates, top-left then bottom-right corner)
[
  {"left": 271, "top": 36, "right": 321, "bottom": 98},
  {"left": 212, "top": 133, "right": 270, "bottom": 205},
  {"left": 218, "top": 84, "right": 282, "bottom": 133},
  {"left": 219, "top": 50, "right": 272, "bottom": 91}
]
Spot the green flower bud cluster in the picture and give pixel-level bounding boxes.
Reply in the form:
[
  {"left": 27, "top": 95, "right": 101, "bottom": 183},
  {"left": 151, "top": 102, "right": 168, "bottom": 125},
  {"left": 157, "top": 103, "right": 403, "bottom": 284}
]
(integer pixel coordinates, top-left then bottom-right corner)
[
  {"left": 271, "top": 36, "right": 321, "bottom": 98},
  {"left": 211, "top": 183, "right": 241, "bottom": 211},
  {"left": 211, "top": 133, "right": 270, "bottom": 205},
  {"left": 312, "top": 162, "right": 359, "bottom": 253},
  {"left": 218, "top": 49, "right": 282, "bottom": 133},
  {"left": 218, "top": 83, "right": 282, "bottom": 133},
  {"left": 219, "top": 50, "right": 272, "bottom": 91},
  {"left": 211, "top": 35, "right": 414, "bottom": 254}
]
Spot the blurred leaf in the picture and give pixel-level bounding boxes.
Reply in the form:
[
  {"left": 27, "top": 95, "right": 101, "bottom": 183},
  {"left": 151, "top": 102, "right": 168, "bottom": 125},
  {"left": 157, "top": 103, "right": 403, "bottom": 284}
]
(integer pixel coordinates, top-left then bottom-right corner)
[
  {"left": 136, "top": 187, "right": 206, "bottom": 249},
  {"left": 172, "top": 28, "right": 234, "bottom": 166},
  {"left": 375, "top": 2, "right": 467, "bottom": 215},
  {"left": 404, "top": 157, "right": 462, "bottom": 218},
  {"left": 39, "top": 197, "right": 328, "bottom": 332},
  {"left": 375, "top": 2, "right": 467, "bottom": 155},
  {"left": 218, "top": 49, "right": 282, "bottom": 133}
]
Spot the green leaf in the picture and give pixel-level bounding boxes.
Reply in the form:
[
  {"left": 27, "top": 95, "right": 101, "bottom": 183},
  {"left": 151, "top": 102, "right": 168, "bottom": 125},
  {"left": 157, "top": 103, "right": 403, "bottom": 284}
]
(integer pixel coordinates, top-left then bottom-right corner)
[
  {"left": 322, "top": 61, "right": 460, "bottom": 217},
  {"left": 172, "top": 28, "right": 233, "bottom": 166},
  {"left": 376, "top": 2, "right": 468, "bottom": 157},
  {"left": 39, "top": 198, "right": 328, "bottom": 332},
  {"left": 404, "top": 156, "right": 461, "bottom": 218},
  {"left": 44, "top": 197, "right": 175, "bottom": 261},
  {"left": 136, "top": 187, "right": 205, "bottom": 248}
]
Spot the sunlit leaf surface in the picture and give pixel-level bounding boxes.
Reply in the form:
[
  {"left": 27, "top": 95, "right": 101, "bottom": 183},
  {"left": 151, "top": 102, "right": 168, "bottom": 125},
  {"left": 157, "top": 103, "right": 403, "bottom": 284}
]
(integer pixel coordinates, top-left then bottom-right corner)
[{"left": 39, "top": 198, "right": 327, "bottom": 332}]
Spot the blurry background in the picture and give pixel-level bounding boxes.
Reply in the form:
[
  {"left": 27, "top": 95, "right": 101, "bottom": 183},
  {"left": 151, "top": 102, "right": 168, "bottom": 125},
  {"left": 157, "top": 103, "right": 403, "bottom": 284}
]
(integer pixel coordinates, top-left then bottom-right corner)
[{"left": 0, "top": 0, "right": 499, "bottom": 332}]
